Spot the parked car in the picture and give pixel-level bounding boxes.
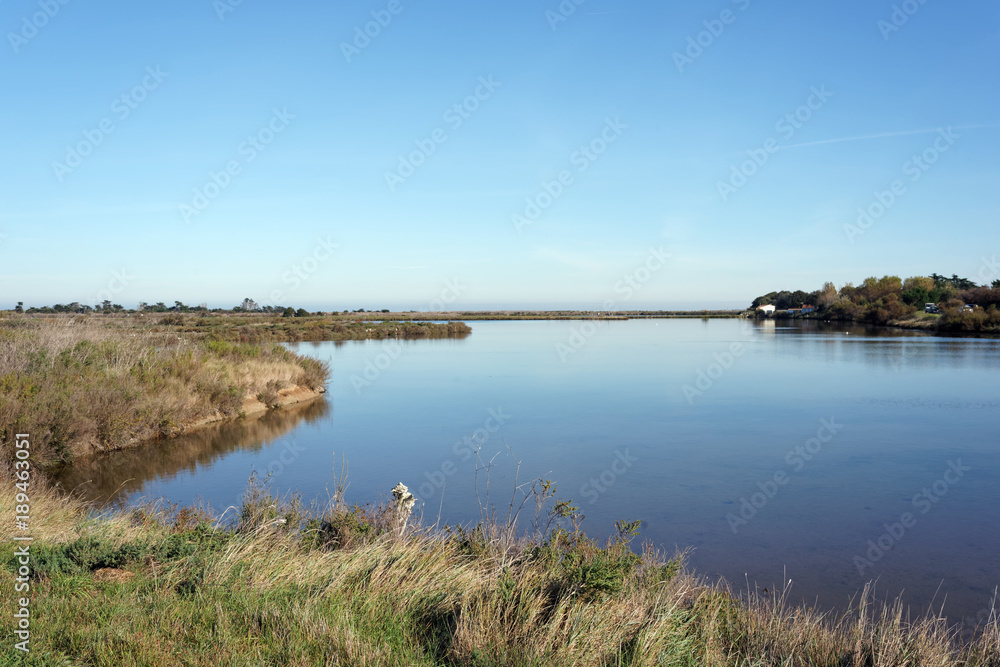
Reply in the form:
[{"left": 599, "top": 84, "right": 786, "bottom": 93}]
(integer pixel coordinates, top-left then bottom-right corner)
[{"left": 924, "top": 303, "right": 940, "bottom": 314}]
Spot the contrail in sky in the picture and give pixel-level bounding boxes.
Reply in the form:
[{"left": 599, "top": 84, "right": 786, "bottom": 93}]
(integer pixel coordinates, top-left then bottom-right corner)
[
  {"left": 782, "top": 123, "right": 1000, "bottom": 148},
  {"left": 782, "top": 123, "right": 1000, "bottom": 149}
]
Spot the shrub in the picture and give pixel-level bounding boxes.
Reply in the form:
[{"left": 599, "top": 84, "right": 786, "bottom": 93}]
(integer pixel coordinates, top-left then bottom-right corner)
[
  {"left": 296, "top": 357, "right": 329, "bottom": 392},
  {"left": 256, "top": 379, "right": 285, "bottom": 408}
]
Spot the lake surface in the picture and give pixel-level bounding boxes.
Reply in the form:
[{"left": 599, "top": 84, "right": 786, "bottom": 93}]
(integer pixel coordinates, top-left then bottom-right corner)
[{"left": 58, "top": 319, "right": 1000, "bottom": 628}]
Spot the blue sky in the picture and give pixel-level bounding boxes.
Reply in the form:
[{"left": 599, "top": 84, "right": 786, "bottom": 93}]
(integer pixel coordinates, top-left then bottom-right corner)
[{"left": 1, "top": 0, "right": 998, "bottom": 310}]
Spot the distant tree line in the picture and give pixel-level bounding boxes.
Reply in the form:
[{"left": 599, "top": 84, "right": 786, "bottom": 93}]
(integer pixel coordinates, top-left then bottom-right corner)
[
  {"left": 751, "top": 274, "right": 1000, "bottom": 331},
  {"left": 11, "top": 297, "right": 396, "bottom": 317}
]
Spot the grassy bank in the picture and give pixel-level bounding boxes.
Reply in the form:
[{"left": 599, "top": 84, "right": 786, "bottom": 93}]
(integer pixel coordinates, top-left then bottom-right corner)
[
  {"left": 2, "top": 472, "right": 997, "bottom": 666},
  {"left": 0, "top": 316, "right": 330, "bottom": 468},
  {"left": 146, "top": 313, "right": 472, "bottom": 343}
]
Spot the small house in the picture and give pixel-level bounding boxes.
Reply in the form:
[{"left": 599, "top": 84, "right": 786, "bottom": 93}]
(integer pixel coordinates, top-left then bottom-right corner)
[{"left": 757, "top": 305, "right": 776, "bottom": 315}]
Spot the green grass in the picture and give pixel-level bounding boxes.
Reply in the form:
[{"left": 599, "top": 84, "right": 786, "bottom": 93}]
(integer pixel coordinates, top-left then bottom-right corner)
[
  {"left": 2, "top": 470, "right": 998, "bottom": 666},
  {"left": 0, "top": 316, "right": 331, "bottom": 468}
]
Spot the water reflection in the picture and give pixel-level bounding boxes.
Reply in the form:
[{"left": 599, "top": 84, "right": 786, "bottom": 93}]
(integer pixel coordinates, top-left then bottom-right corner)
[
  {"left": 745, "top": 319, "right": 1000, "bottom": 372},
  {"left": 56, "top": 397, "right": 330, "bottom": 506},
  {"left": 52, "top": 319, "right": 1000, "bottom": 625}
]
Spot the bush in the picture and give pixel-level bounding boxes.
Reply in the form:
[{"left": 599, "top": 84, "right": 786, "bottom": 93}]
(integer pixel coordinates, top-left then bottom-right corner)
[
  {"left": 297, "top": 357, "right": 330, "bottom": 392},
  {"left": 256, "top": 379, "right": 286, "bottom": 408}
]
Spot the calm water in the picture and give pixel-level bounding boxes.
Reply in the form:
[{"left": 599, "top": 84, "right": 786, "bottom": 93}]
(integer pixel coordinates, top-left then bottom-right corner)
[{"left": 59, "top": 319, "right": 1000, "bottom": 626}]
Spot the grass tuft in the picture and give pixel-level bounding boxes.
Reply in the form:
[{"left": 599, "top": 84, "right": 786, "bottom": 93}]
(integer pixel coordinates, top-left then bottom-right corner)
[{"left": 2, "top": 465, "right": 998, "bottom": 665}]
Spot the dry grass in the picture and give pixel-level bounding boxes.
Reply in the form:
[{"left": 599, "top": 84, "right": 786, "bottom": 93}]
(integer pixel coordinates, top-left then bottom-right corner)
[
  {"left": 0, "top": 316, "right": 328, "bottom": 467},
  {"left": 2, "top": 472, "right": 998, "bottom": 666}
]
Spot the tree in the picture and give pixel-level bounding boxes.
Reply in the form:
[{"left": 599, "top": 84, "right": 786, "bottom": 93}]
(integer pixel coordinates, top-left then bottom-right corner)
[
  {"left": 14, "top": 301, "right": 23, "bottom": 313},
  {"left": 295, "top": 308, "right": 309, "bottom": 318},
  {"left": 859, "top": 276, "right": 901, "bottom": 302},
  {"left": 950, "top": 274, "right": 977, "bottom": 290},
  {"left": 241, "top": 297, "right": 259, "bottom": 312},
  {"left": 903, "top": 276, "right": 934, "bottom": 292},
  {"left": 816, "top": 282, "right": 837, "bottom": 308},
  {"left": 282, "top": 307, "right": 296, "bottom": 318},
  {"left": 993, "top": 280, "right": 1000, "bottom": 289},
  {"left": 901, "top": 276, "right": 935, "bottom": 306}
]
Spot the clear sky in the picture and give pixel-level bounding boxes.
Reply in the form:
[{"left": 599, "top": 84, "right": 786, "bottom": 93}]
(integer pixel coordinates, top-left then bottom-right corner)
[{"left": 1, "top": 0, "right": 998, "bottom": 311}]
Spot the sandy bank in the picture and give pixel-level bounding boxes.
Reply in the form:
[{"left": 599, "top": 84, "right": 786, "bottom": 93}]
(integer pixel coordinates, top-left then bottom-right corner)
[
  {"left": 70, "top": 384, "right": 326, "bottom": 460},
  {"left": 183, "top": 383, "right": 327, "bottom": 432}
]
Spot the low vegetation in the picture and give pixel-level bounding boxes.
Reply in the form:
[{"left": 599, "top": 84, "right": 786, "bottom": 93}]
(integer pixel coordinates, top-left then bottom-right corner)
[
  {"left": 168, "top": 314, "right": 472, "bottom": 343},
  {"left": 1, "top": 468, "right": 997, "bottom": 666},
  {"left": 0, "top": 316, "right": 330, "bottom": 468},
  {"left": 752, "top": 274, "right": 1000, "bottom": 333}
]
